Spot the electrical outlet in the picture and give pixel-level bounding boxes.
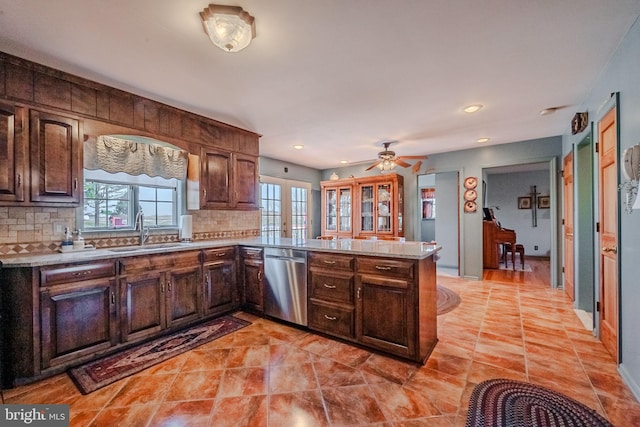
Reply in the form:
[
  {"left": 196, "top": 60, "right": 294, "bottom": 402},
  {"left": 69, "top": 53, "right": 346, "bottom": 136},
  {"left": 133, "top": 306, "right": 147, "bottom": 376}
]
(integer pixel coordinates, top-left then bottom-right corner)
[
  {"left": 54, "top": 224, "right": 64, "bottom": 234},
  {"left": 534, "top": 245, "right": 538, "bottom": 250}
]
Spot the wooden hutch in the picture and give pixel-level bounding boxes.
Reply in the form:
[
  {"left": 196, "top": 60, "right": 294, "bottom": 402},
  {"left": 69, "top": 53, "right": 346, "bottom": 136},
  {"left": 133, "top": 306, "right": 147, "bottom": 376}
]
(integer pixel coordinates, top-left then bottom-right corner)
[{"left": 321, "top": 173, "right": 404, "bottom": 239}]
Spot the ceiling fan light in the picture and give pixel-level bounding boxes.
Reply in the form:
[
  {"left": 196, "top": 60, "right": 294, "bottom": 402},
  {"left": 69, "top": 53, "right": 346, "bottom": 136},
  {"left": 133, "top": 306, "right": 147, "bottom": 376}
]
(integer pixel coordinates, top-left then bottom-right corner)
[{"left": 200, "top": 4, "right": 256, "bottom": 53}]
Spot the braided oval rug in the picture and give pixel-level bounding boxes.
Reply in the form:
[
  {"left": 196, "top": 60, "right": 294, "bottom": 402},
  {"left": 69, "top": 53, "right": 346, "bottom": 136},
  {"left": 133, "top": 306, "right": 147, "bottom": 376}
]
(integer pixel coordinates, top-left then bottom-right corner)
[{"left": 466, "top": 379, "right": 613, "bottom": 427}]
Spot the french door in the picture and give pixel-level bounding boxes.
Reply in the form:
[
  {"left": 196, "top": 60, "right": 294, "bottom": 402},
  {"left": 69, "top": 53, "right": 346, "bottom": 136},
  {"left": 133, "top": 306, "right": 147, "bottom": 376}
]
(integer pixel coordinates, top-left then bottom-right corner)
[{"left": 260, "top": 176, "right": 312, "bottom": 241}]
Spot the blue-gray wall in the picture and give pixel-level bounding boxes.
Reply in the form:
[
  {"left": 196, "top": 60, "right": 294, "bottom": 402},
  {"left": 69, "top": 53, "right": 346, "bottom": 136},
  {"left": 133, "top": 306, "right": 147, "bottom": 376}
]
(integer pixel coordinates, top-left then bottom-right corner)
[{"left": 562, "top": 17, "right": 640, "bottom": 400}]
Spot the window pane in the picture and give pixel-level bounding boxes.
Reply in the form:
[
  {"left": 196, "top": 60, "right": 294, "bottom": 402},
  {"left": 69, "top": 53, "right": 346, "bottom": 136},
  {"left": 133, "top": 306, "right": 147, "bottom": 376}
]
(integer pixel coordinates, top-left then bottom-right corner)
[
  {"left": 156, "top": 188, "right": 173, "bottom": 202},
  {"left": 138, "top": 186, "right": 156, "bottom": 200}
]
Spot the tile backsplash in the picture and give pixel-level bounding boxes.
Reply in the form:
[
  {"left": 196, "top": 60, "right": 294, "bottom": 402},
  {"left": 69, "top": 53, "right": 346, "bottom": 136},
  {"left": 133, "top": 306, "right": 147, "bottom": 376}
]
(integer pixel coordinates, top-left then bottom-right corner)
[{"left": 0, "top": 207, "right": 260, "bottom": 255}]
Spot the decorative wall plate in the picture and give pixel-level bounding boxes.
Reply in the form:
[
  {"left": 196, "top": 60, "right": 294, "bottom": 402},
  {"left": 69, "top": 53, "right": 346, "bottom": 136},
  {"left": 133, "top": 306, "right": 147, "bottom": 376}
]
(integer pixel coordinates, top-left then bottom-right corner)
[
  {"left": 464, "top": 176, "right": 478, "bottom": 189},
  {"left": 464, "top": 189, "right": 477, "bottom": 201},
  {"left": 464, "top": 200, "right": 477, "bottom": 213}
]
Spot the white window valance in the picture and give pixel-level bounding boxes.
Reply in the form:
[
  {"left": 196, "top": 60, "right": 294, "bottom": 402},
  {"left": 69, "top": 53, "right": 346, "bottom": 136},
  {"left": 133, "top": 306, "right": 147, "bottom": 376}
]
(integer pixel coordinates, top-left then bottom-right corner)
[{"left": 84, "top": 135, "right": 188, "bottom": 180}]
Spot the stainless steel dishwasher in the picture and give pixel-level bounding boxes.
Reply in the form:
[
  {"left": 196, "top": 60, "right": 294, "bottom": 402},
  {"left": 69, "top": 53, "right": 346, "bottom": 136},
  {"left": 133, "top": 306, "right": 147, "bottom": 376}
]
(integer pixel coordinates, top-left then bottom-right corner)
[{"left": 264, "top": 247, "right": 308, "bottom": 326}]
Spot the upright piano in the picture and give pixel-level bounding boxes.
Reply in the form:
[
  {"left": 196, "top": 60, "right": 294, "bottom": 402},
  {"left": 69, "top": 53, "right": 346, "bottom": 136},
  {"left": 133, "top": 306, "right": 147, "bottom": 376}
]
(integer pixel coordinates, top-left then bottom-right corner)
[{"left": 483, "top": 220, "right": 516, "bottom": 269}]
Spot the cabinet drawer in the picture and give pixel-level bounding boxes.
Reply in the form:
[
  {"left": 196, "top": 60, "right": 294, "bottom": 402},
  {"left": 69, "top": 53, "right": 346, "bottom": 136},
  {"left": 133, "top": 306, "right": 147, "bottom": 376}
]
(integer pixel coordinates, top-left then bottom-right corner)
[
  {"left": 357, "top": 257, "right": 414, "bottom": 280},
  {"left": 240, "top": 247, "right": 263, "bottom": 259},
  {"left": 119, "top": 251, "right": 201, "bottom": 274},
  {"left": 203, "top": 246, "right": 236, "bottom": 263},
  {"left": 309, "top": 269, "right": 354, "bottom": 304},
  {"left": 309, "top": 252, "right": 354, "bottom": 271},
  {"left": 308, "top": 300, "right": 354, "bottom": 338},
  {"left": 40, "top": 261, "right": 116, "bottom": 286}
]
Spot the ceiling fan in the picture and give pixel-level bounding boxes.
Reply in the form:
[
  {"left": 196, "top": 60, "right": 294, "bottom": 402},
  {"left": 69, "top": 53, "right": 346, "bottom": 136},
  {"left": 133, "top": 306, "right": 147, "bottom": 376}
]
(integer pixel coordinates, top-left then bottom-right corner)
[{"left": 365, "top": 141, "right": 428, "bottom": 173}]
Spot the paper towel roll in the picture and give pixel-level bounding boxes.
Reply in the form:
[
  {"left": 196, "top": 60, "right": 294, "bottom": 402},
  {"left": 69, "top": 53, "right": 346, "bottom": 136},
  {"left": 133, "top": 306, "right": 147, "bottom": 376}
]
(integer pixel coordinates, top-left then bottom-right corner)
[{"left": 179, "top": 215, "right": 193, "bottom": 241}]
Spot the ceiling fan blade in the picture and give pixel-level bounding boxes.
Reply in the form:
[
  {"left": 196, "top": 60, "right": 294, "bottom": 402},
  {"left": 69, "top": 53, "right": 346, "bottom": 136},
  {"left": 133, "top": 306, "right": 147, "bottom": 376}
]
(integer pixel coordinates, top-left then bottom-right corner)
[
  {"left": 398, "top": 155, "right": 429, "bottom": 160},
  {"left": 365, "top": 160, "right": 382, "bottom": 171},
  {"left": 412, "top": 160, "right": 422, "bottom": 174},
  {"left": 395, "top": 158, "right": 411, "bottom": 168}
]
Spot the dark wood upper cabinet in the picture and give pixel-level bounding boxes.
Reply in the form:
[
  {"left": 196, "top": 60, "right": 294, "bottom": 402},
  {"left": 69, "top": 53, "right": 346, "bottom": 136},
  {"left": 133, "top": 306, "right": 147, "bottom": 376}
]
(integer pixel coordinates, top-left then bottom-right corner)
[
  {"left": 29, "top": 110, "right": 81, "bottom": 205},
  {"left": 0, "top": 102, "right": 26, "bottom": 203},
  {"left": 201, "top": 147, "right": 258, "bottom": 210}
]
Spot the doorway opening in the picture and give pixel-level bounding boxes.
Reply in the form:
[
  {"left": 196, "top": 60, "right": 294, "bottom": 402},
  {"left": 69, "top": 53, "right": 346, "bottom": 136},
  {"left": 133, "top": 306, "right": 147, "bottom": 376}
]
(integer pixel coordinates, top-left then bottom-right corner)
[{"left": 418, "top": 172, "right": 460, "bottom": 276}]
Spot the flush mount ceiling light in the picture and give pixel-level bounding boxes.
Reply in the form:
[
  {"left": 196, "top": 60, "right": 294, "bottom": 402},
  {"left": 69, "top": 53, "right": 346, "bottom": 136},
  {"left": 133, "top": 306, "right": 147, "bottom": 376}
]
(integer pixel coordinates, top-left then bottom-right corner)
[
  {"left": 200, "top": 4, "right": 256, "bottom": 53},
  {"left": 463, "top": 104, "right": 483, "bottom": 113}
]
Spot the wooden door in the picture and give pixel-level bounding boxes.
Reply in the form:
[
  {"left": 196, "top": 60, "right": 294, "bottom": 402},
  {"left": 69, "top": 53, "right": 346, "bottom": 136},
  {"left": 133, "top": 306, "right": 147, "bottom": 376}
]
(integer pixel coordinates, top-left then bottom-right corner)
[
  {"left": 233, "top": 153, "right": 259, "bottom": 210},
  {"left": 0, "top": 103, "right": 26, "bottom": 203},
  {"left": 563, "top": 151, "right": 575, "bottom": 301},
  {"left": 598, "top": 107, "right": 619, "bottom": 363},
  {"left": 40, "top": 278, "right": 117, "bottom": 368},
  {"left": 120, "top": 272, "right": 166, "bottom": 343},
  {"left": 201, "top": 147, "right": 232, "bottom": 208},
  {"left": 29, "top": 110, "right": 81, "bottom": 204},
  {"left": 166, "top": 265, "right": 201, "bottom": 329},
  {"left": 204, "top": 259, "right": 237, "bottom": 316}
]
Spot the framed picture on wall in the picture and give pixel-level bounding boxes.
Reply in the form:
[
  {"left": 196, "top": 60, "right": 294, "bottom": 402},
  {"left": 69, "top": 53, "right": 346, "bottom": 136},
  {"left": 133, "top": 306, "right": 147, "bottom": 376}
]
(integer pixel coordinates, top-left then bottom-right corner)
[
  {"left": 538, "top": 196, "right": 550, "bottom": 209},
  {"left": 518, "top": 196, "right": 532, "bottom": 209}
]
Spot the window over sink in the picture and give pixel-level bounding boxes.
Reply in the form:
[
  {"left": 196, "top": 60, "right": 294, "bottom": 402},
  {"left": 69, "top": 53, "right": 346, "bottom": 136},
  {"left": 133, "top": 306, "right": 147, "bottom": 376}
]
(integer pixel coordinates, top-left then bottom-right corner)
[{"left": 80, "top": 135, "right": 187, "bottom": 231}]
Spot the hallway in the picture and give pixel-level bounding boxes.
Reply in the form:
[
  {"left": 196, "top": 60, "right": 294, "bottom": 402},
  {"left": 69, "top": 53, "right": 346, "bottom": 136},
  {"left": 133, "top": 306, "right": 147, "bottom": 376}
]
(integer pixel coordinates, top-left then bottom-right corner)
[{"left": 4, "top": 259, "right": 639, "bottom": 426}]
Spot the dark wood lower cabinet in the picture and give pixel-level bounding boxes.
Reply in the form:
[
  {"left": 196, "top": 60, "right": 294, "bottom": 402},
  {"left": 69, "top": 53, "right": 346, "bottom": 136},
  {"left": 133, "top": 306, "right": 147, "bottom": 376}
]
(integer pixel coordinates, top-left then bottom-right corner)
[
  {"left": 40, "top": 278, "right": 118, "bottom": 369},
  {"left": 0, "top": 246, "right": 438, "bottom": 387},
  {"left": 241, "top": 247, "right": 264, "bottom": 313},
  {"left": 119, "top": 251, "right": 201, "bottom": 343},
  {"left": 203, "top": 247, "right": 238, "bottom": 317}
]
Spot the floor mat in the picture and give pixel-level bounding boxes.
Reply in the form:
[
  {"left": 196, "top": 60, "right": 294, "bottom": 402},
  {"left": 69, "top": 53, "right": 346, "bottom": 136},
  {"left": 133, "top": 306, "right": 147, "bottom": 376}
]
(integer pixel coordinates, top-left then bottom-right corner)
[{"left": 68, "top": 315, "right": 250, "bottom": 394}]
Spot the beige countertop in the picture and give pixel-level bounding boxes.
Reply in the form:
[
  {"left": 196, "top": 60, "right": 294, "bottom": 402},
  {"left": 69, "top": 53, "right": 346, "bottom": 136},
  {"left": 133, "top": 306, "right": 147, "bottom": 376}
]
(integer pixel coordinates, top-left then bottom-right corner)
[{"left": 0, "top": 237, "right": 441, "bottom": 268}]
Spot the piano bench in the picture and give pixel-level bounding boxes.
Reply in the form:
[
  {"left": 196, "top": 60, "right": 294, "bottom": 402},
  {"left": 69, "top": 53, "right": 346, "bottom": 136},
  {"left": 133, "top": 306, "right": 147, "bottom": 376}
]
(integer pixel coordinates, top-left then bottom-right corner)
[{"left": 502, "top": 243, "right": 525, "bottom": 270}]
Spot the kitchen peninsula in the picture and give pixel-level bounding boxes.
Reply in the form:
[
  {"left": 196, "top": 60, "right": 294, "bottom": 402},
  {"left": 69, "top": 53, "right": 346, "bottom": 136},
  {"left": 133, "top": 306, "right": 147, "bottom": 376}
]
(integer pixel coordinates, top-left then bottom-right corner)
[{"left": 0, "top": 238, "right": 439, "bottom": 387}]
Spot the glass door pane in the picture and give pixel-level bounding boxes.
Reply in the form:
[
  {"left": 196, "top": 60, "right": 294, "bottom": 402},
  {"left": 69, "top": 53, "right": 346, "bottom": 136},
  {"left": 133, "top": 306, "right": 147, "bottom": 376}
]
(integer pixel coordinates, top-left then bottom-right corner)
[
  {"left": 325, "top": 188, "right": 337, "bottom": 231},
  {"left": 260, "top": 182, "right": 282, "bottom": 238},
  {"left": 377, "top": 183, "right": 392, "bottom": 232},
  {"left": 339, "top": 187, "right": 351, "bottom": 232},
  {"left": 290, "top": 186, "right": 308, "bottom": 242},
  {"left": 360, "top": 184, "right": 374, "bottom": 233}
]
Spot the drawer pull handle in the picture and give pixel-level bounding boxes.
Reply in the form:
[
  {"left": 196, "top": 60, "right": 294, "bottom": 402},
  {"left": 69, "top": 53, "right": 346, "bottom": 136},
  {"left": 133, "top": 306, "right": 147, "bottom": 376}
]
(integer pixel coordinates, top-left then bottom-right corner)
[
  {"left": 217, "top": 252, "right": 226, "bottom": 257},
  {"left": 167, "top": 282, "right": 172, "bottom": 291},
  {"left": 323, "top": 283, "right": 336, "bottom": 289},
  {"left": 357, "top": 287, "right": 361, "bottom": 299},
  {"left": 257, "top": 271, "right": 263, "bottom": 281},
  {"left": 111, "top": 292, "right": 115, "bottom": 305},
  {"left": 324, "top": 314, "right": 337, "bottom": 321},
  {"left": 323, "top": 260, "right": 336, "bottom": 265},
  {"left": 73, "top": 270, "right": 92, "bottom": 276},
  {"left": 375, "top": 265, "right": 392, "bottom": 271},
  {"left": 17, "top": 173, "right": 21, "bottom": 187}
]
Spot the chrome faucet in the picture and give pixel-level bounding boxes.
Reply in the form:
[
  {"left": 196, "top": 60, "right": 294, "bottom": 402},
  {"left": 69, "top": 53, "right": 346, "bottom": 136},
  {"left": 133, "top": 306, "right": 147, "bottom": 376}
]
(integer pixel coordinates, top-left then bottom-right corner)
[{"left": 134, "top": 207, "right": 149, "bottom": 246}]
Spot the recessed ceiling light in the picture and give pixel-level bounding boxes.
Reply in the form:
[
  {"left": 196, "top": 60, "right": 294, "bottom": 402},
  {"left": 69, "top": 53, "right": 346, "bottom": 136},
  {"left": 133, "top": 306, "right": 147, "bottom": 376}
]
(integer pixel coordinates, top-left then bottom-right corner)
[
  {"left": 477, "top": 137, "right": 490, "bottom": 143},
  {"left": 463, "top": 104, "right": 483, "bottom": 113},
  {"left": 539, "top": 107, "right": 558, "bottom": 116},
  {"left": 340, "top": 160, "right": 348, "bottom": 164},
  {"left": 293, "top": 144, "right": 304, "bottom": 149}
]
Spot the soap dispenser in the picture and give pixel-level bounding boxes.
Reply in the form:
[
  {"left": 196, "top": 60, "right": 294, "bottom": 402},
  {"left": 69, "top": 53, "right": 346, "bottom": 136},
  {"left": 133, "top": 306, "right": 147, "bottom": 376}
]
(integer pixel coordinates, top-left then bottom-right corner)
[
  {"left": 73, "top": 230, "right": 85, "bottom": 250},
  {"left": 61, "top": 227, "right": 73, "bottom": 252}
]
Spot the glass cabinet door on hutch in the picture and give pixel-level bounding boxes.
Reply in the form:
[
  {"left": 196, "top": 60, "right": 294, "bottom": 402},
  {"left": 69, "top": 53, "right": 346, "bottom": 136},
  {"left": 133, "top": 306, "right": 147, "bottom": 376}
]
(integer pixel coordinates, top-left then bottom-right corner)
[
  {"left": 325, "top": 188, "right": 337, "bottom": 232},
  {"left": 377, "top": 183, "right": 393, "bottom": 233},
  {"left": 360, "top": 185, "right": 374, "bottom": 233},
  {"left": 339, "top": 187, "right": 351, "bottom": 233}
]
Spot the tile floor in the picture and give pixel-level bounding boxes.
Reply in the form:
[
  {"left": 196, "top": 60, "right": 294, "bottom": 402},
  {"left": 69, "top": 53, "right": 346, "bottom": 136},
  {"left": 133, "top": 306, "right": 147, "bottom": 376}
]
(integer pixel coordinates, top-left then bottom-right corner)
[{"left": 3, "top": 259, "right": 640, "bottom": 426}]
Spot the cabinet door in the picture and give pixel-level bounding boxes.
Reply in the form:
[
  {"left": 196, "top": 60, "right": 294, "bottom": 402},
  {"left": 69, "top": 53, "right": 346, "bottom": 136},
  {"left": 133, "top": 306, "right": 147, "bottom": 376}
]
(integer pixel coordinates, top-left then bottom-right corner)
[
  {"left": 204, "top": 260, "right": 238, "bottom": 317},
  {"left": 201, "top": 147, "right": 232, "bottom": 208},
  {"left": 359, "top": 184, "right": 374, "bottom": 234},
  {"left": 29, "top": 110, "right": 81, "bottom": 204},
  {"left": 324, "top": 187, "right": 337, "bottom": 233},
  {"left": 0, "top": 103, "right": 26, "bottom": 203},
  {"left": 357, "top": 274, "right": 415, "bottom": 358},
  {"left": 234, "top": 153, "right": 258, "bottom": 210},
  {"left": 166, "top": 265, "right": 201, "bottom": 329},
  {"left": 243, "top": 258, "right": 264, "bottom": 313},
  {"left": 40, "top": 279, "right": 117, "bottom": 368},
  {"left": 120, "top": 271, "right": 166, "bottom": 343}
]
